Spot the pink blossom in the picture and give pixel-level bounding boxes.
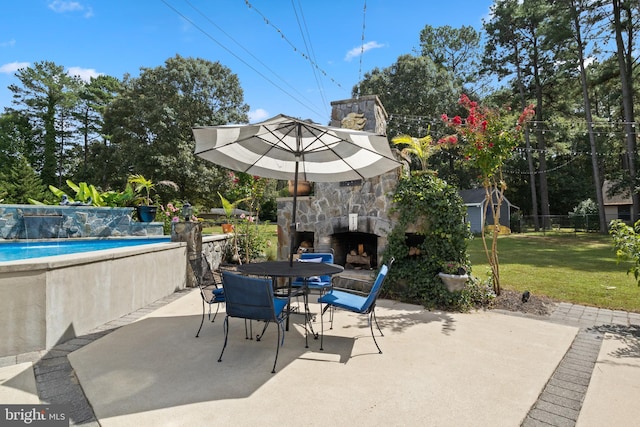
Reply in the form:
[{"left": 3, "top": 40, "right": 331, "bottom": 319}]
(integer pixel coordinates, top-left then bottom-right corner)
[
  {"left": 452, "top": 116, "right": 462, "bottom": 125},
  {"left": 172, "top": 217, "right": 179, "bottom": 222}
]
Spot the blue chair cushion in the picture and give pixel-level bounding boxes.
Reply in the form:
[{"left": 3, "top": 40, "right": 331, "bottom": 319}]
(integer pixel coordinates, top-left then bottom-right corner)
[
  {"left": 273, "top": 297, "right": 288, "bottom": 316},
  {"left": 292, "top": 253, "right": 334, "bottom": 288},
  {"left": 318, "top": 289, "right": 368, "bottom": 313}
]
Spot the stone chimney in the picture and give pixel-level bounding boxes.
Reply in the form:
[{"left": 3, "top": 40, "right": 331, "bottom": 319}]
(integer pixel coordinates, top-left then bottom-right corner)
[
  {"left": 277, "top": 95, "right": 399, "bottom": 271},
  {"left": 330, "top": 95, "right": 388, "bottom": 135}
]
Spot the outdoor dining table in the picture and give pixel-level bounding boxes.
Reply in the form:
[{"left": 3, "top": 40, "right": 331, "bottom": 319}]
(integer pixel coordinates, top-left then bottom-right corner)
[{"left": 236, "top": 260, "right": 344, "bottom": 330}]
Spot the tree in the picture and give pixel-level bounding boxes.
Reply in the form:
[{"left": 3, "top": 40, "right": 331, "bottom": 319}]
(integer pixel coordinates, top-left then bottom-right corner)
[
  {"left": 551, "top": 0, "right": 608, "bottom": 232},
  {"left": 484, "top": 0, "right": 541, "bottom": 230},
  {"left": 354, "top": 54, "right": 459, "bottom": 138},
  {"left": 0, "top": 155, "right": 48, "bottom": 204},
  {"left": 419, "top": 24, "right": 482, "bottom": 86},
  {"left": 611, "top": 0, "right": 640, "bottom": 221},
  {"left": 73, "top": 75, "right": 122, "bottom": 182},
  {"left": 102, "top": 54, "right": 249, "bottom": 206},
  {"left": 441, "top": 94, "right": 535, "bottom": 295},
  {"left": 8, "top": 61, "right": 79, "bottom": 186},
  {"left": 0, "top": 111, "right": 33, "bottom": 171}
]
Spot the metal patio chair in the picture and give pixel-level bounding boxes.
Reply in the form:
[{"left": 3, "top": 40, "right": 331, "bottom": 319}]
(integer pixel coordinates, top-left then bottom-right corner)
[
  {"left": 191, "top": 255, "right": 225, "bottom": 338},
  {"left": 317, "top": 257, "right": 394, "bottom": 353},
  {"left": 218, "top": 271, "right": 289, "bottom": 373}
]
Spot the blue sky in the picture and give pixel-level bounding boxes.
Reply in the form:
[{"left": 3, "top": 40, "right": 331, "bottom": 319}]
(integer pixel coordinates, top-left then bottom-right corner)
[{"left": 0, "top": 0, "right": 494, "bottom": 125}]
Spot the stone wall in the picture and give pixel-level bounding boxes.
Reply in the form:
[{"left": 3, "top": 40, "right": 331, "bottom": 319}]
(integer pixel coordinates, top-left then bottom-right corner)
[{"left": 0, "top": 204, "right": 163, "bottom": 239}]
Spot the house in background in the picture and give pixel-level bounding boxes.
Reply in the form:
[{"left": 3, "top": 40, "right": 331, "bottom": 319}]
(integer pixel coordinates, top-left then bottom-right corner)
[
  {"left": 459, "top": 188, "right": 518, "bottom": 234},
  {"left": 603, "top": 180, "right": 632, "bottom": 223}
]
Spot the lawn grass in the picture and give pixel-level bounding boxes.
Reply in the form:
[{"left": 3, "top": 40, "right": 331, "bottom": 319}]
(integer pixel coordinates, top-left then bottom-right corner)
[
  {"left": 203, "top": 223, "right": 278, "bottom": 260},
  {"left": 467, "top": 232, "right": 640, "bottom": 312}
]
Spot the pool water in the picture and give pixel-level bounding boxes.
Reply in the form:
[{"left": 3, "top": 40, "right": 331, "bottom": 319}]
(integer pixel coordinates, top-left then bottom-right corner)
[{"left": 0, "top": 237, "right": 171, "bottom": 262}]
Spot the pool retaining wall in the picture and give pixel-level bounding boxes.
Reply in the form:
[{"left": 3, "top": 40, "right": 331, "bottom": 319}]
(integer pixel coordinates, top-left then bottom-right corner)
[
  {"left": 0, "top": 234, "right": 230, "bottom": 358},
  {"left": 0, "top": 204, "right": 163, "bottom": 239}
]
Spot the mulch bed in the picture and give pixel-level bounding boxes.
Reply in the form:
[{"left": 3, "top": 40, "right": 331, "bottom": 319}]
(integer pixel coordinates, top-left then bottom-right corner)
[{"left": 489, "top": 289, "right": 557, "bottom": 316}]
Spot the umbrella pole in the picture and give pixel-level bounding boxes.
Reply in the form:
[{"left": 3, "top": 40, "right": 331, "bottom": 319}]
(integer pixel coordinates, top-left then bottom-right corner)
[{"left": 289, "top": 131, "right": 301, "bottom": 267}]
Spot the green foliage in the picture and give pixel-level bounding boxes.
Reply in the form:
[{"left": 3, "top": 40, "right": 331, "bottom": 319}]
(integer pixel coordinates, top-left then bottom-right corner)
[
  {"left": 0, "top": 156, "right": 48, "bottom": 204},
  {"left": 383, "top": 172, "right": 472, "bottom": 310},
  {"left": 391, "top": 130, "right": 441, "bottom": 172},
  {"left": 102, "top": 55, "right": 249, "bottom": 208},
  {"left": 455, "top": 276, "right": 496, "bottom": 312},
  {"left": 128, "top": 174, "right": 178, "bottom": 206},
  {"left": 230, "top": 218, "right": 271, "bottom": 264},
  {"left": 610, "top": 219, "right": 640, "bottom": 286},
  {"left": 571, "top": 198, "right": 598, "bottom": 215},
  {"left": 28, "top": 179, "right": 134, "bottom": 207}
]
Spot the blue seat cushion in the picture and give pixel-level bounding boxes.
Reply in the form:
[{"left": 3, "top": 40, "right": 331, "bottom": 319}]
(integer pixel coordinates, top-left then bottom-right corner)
[
  {"left": 318, "top": 289, "right": 367, "bottom": 313},
  {"left": 273, "top": 297, "right": 288, "bottom": 316}
]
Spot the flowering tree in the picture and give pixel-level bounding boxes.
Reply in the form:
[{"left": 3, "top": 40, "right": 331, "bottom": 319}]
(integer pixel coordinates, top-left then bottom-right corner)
[{"left": 440, "top": 94, "right": 534, "bottom": 295}]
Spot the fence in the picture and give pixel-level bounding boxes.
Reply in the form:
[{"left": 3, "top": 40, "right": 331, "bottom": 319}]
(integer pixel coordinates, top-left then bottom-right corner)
[{"left": 512, "top": 214, "right": 601, "bottom": 234}]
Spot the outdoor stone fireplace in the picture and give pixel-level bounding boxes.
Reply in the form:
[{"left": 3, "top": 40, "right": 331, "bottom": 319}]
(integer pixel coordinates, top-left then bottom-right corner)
[{"left": 277, "top": 96, "right": 402, "bottom": 270}]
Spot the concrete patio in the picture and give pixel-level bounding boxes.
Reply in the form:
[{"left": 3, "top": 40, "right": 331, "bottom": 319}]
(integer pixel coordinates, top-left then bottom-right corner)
[{"left": 1, "top": 288, "right": 640, "bottom": 426}]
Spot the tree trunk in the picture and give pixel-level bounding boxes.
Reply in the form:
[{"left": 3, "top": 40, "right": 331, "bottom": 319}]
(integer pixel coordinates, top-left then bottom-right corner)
[
  {"left": 572, "top": 0, "right": 607, "bottom": 233},
  {"left": 515, "top": 43, "right": 540, "bottom": 231},
  {"left": 613, "top": 0, "right": 639, "bottom": 222}
]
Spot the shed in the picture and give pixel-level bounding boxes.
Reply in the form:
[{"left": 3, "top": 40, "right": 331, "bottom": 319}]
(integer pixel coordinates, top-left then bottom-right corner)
[
  {"left": 603, "top": 180, "right": 631, "bottom": 223},
  {"left": 459, "top": 188, "right": 518, "bottom": 233}
]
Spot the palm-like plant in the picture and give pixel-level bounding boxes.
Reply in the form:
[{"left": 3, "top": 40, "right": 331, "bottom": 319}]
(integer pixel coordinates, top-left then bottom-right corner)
[
  {"left": 128, "top": 174, "right": 178, "bottom": 206},
  {"left": 391, "top": 128, "right": 441, "bottom": 172}
]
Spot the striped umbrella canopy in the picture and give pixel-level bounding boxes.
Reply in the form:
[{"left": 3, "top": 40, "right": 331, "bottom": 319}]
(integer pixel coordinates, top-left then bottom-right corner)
[
  {"left": 193, "top": 114, "right": 400, "bottom": 182},
  {"left": 193, "top": 114, "right": 401, "bottom": 261}
]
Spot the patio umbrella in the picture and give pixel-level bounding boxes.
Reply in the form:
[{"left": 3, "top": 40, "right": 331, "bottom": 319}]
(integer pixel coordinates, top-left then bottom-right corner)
[{"left": 192, "top": 114, "right": 401, "bottom": 263}]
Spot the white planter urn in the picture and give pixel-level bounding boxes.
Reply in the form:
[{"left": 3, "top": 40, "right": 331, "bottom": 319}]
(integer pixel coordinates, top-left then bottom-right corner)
[{"left": 438, "top": 272, "right": 469, "bottom": 292}]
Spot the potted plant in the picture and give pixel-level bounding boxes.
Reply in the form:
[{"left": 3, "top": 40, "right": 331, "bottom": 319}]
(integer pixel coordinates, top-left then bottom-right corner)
[
  {"left": 218, "top": 192, "right": 249, "bottom": 233},
  {"left": 438, "top": 261, "right": 469, "bottom": 292},
  {"left": 128, "top": 174, "right": 178, "bottom": 222}
]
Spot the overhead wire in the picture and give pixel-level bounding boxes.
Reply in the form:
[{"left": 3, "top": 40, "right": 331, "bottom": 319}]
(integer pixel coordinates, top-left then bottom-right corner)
[
  {"left": 244, "top": 0, "right": 345, "bottom": 90},
  {"left": 291, "top": 0, "right": 329, "bottom": 118},
  {"left": 357, "top": 0, "right": 367, "bottom": 99},
  {"left": 160, "top": 0, "right": 324, "bottom": 119},
  {"left": 182, "top": 0, "right": 323, "bottom": 116}
]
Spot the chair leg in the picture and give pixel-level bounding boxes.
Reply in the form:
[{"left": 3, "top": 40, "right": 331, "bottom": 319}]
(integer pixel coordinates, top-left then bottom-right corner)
[
  {"left": 196, "top": 299, "right": 206, "bottom": 338},
  {"left": 218, "top": 316, "right": 230, "bottom": 362},
  {"left": 320, "top": 304, "right": 330, "bottom": 351},
  {"left": 369, "top": 310, "right": 382, "bottom": 354},
  {"left": 372, "top": 308, "right": 384, "bottom": 337},
  {"left": 272, "top": 322, "right": 282, "bottom": 374},
  {"left": 211, "top": 302, "right": 221, "bottom": 323},
  {"left": 257, "top": 321, "right": 270, "bottom": 341}
]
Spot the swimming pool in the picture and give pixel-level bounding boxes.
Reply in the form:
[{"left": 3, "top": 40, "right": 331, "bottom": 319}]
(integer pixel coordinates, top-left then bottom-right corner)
[{"left": 0, "top": 237, "right": 171, "bottom": 262}]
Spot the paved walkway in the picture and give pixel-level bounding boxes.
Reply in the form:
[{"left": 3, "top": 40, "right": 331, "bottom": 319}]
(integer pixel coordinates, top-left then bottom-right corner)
[
  {"left": 1, "top": 294, "right": 639, "bottom": 426},
  {"left": 496, "top": 303, "right": 640, "bottom": 426}
]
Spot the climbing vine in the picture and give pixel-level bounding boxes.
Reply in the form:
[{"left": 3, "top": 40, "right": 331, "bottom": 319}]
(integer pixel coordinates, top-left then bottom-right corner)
[{"left": 383, "top": 172, "right": 490, "bottom": 310}]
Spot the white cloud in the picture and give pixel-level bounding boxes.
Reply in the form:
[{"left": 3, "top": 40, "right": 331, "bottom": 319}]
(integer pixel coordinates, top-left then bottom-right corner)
[
  {"left": 67, "top": 67, "right": 101, "bottom": 82},
  {"left": 249, "top": 108, "right": 269, "bottom": 123},
  {"left": 344, "top": 41, "right": 385, "bottom": 62},
  {"left": 48, "top": 1, "right": 93, "bottom": 18},
  {"left": 1, "top": 39, "right": 16, "bottom": 48},
  {"left": 0, "top": 62, "right": 30, "bottom": 74}
]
